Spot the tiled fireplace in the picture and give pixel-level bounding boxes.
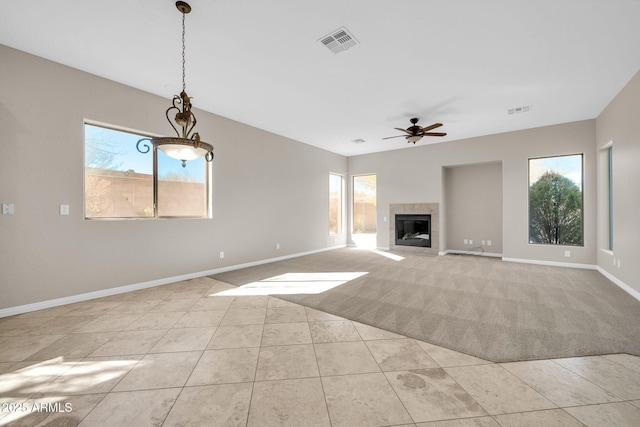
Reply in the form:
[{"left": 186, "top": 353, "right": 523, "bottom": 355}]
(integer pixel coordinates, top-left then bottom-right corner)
[{"left": 389, "top": 203, "right": 439, "bottom": 255}]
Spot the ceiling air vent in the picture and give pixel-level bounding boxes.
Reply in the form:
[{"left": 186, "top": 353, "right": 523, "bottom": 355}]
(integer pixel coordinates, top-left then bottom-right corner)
[
  {"left": 508, "top": 105, "right": 532, "bottom": 115},
  {"left": 319, "top": 27, "right": 359, "bottom": 54},
  {"left": 351, "top": 138, "right": 366, "bottom": 144}
]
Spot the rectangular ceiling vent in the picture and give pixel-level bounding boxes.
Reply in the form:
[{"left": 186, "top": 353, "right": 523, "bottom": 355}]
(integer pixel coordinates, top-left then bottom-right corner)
[
  {"left": 319, "top": 27, "right": 359, "bottom": 54},
  {"left": 351, "top": 138, "right": 366, "bottom": 144},
  {"left": 508, "top": 105, "right": 532, "bottom": 115}
]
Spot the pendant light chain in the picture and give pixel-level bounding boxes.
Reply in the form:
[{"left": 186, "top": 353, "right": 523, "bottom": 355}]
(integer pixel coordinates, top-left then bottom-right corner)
[
  {"left": 136, "top": 2, "right": 213, "bottom": 166},
  {"left": 181, "top": 11, "right": 186, "bottom": 93}
]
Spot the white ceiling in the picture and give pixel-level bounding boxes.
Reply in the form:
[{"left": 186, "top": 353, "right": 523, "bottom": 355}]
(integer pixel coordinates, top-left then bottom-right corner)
[{"left": 2, "top": 1, "right": 640, "bottom": 156}]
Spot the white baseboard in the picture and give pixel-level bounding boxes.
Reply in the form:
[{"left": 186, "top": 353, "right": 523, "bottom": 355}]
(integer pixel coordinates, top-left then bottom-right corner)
[
  {"left": 442, "top": 249, "right": 503, "bottom": 258},
  {"left": 210, "top": 244, "right": 347, "bottom": 275},
  {"left": 503, "top": 257, "right": 639, "bottom": 302},
  {"left": 0, "top": 245, "right": 346, "bottom": 319},
  {"left": 597, "top": 267, "right": 640, "bottom": 302},
  {"left": 4, "top": 244, "right": 636, "bottom": 318},
  {"left": 502, "top": 257, "right": 597, "bottom": 270}
]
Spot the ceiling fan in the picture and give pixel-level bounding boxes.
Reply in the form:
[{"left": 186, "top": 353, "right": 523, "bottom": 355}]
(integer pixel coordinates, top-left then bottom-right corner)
[{"left": 383, "top": 118, "right": 447, "bottom": 144}]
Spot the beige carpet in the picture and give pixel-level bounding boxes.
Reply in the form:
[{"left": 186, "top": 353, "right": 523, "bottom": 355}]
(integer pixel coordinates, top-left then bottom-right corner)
[{"left": 212, "top": 248, "right": 640, "bottom": 362}]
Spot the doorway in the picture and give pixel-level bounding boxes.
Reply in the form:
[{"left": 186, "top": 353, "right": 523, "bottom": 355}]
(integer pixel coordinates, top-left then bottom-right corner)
[{"left": 352, "top": 174, "right": 377, "bottom": 248}]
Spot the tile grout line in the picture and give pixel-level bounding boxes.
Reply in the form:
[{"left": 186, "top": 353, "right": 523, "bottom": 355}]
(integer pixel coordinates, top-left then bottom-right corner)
[
  {"left": 308, "top": 307, "right": 335, "bottom": 427},
  {"left": 548, "top": 357, "right": 632, "bottom": 402},
  {"left": 501, "top": 359, "right": 625, "bottom": 407},
  {"left": 356, "top": 321, "right": 417, "bottom": 425},
  {"left": 80, "top": 286, "right": 219, "bottom": 425},
  {"left": 243, "top": 295, "right": 268, "bottom": 426},
  {"left": 77, "top": 293, "right": 185, "bottom": 425}
]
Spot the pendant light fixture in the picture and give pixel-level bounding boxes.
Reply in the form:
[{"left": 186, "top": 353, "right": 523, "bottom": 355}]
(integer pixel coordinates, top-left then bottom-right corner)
[{"left": 137, "top": 1, "right": 214, "bottom": 167}]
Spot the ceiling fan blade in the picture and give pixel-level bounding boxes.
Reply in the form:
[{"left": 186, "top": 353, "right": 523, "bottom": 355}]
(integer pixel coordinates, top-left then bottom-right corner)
[
  {"left": 382, "top": 135, "right": 407, "bottom": 140},
  {"left": 421, "top": 123, "right": 443, "bottom": 132},
  {"left": 423, "top": 132, "right": 447, "bottom": 137},
  {"left": 394, "top": 127, "right": 412, "bottom": 134}
]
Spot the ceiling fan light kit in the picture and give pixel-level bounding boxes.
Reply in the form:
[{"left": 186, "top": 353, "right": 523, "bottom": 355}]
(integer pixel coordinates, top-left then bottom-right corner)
[
  {"left": 136, "top": 1, "right": 214, "bottom": 168},
  {"left": 383, "top": 117, "right": 447, "bottom": 144}
]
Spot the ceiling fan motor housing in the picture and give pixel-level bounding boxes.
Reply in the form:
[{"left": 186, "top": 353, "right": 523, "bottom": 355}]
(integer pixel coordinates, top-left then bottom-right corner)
[{"left": 382, "top": 117, "right": 446, "bottom": 142}]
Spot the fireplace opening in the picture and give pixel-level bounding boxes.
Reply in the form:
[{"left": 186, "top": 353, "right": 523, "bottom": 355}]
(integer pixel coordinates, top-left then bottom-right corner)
[{"left": 395, "top": 214, "right": 431, "bottom": 247}]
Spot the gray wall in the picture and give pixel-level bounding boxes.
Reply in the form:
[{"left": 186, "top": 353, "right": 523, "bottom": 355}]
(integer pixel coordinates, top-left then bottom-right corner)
[
  {"left": 0, "top": 45, "right": 347, "bottom": 310},
  {"left": 596, "top": 69, "right": 640, "bottom": 293},
  {"left": 1, "top": 43, "right": 637, "bottom": 311},
  {"left": 347, "top": 120, "right": 597, "bottom": 265},
  {"left": 444, "top": 162, "right": 503, "bottom": 254}
]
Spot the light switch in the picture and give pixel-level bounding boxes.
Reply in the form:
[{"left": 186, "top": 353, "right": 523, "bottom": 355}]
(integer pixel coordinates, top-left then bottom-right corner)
[
  {"left": 60, "top": 204, "right": 70, "bottom": 215},
  {"left": 2, "top": 203, "right": 14, "bottom": 215}
]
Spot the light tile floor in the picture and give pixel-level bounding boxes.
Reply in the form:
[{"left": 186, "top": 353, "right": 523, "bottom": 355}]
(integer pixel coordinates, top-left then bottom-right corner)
[{"left": 1, "top": 277, "right": 640, "bottom": 426}]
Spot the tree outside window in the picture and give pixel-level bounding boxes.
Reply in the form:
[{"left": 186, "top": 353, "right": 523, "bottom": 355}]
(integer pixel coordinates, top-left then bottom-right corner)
[{"left": 528, "top": 154, "right": 583, "bottom": 246}]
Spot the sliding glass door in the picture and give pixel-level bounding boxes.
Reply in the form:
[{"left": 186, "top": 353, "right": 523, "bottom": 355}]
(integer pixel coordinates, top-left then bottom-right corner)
[{"left": 352, "top": 174, "right": 377, "bottom": 247}]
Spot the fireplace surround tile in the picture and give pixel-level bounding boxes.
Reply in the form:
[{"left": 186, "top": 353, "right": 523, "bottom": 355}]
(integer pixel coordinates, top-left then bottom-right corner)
[{"left": 389, "top": 203, "right": 439, "bottom": 255}]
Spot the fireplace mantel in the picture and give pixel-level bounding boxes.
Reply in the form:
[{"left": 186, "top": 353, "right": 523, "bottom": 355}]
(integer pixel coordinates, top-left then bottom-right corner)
[{"left": 389, "top": 203, "right": 439, "bottom": 255}]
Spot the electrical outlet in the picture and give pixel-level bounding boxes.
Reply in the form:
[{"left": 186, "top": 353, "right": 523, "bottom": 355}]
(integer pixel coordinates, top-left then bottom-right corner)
[
  {"left": 383, "top": 216, "right": 387, "bottom": 222},
  {"left": 464, "top": 239, "right": 468, "bottom": 245},
  {"left": 469, "top": 240, "right": 473, "bottom": 245},
  {"left": 487, "top": 240, "right": 492, "bottom": 246},
  {"left": 617, "top": 259, "right": 621, "bottom": 268},
  {"left": 276, "top": 243, "right": 280, "bottom": 250},
  {"left": 564, "top": 250, "right": 571, "bottom": 258},
  {"left": 60, "top": 204, "right": 70, "bottom": 215},
  {"left": 219, "top": 251, "right": 225, "bottom": 259},
  {"left": 481, "top": 240, "right": 486, "bottom": 246}
]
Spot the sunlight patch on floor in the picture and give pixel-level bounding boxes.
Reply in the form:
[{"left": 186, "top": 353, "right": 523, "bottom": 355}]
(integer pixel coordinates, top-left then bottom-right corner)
[
  {"left": 0, "top": 357, "right": 139, "bottom": 395},
  {"left": 368, "top": 250, "right": 404, "bottom": 261},
  {"left": 0, "top": 357, "right": 140, "bottom": 425},
  {"left": 351, "top": 233, "right": 377, "bottom": 249},
  {"left": 211, "top": 272, "right": 368, "bottom": 296}
]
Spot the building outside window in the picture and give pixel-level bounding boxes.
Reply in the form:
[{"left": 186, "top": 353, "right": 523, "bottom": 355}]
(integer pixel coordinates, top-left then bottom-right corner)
[
  {"left": 329, "top": 173, "right": 344, "bottom": 234},
  {"left": 353, "top": 174, "right": 377, "bottom": 234},
  {"left": 84, "top": 123, "right": 211, "bottom": 219}
]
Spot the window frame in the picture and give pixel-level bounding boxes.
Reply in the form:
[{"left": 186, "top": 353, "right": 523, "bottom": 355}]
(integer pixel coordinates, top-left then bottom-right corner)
[
  {"left": 527, "top": 153, "right": 584, "bottom": 247},
  {"left": 352, "top": 173, "right": 377, "bottom": 235},
  {"left": 329, "top": 173, "right": 344, "bottom": 235},
  {"left": 83, "top": 121, "right": 212, "bottom": 220},
  {"left": 608, "top": 146, "right": 613, "bottom": 250}
]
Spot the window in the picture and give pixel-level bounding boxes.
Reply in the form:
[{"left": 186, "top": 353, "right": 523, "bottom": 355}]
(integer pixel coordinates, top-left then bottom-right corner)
[
  {"left": 608, "top": 146, "right": 613, "bottom": 250},
  {"left": 329, "top": 173, "right": 344, "bottom": 234},
  {"left": 528, "top": 154, "right": 583, "bottom": 246},
  {"left": 84, "top": 123, "right": 211, "bottom": 219},
  {"left": 353, "top": 174, "right": 377, "bottom": 234}
]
